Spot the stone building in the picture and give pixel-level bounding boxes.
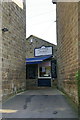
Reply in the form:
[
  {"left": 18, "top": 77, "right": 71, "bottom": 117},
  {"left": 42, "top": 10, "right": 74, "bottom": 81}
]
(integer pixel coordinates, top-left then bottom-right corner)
[
  {"left": 26, "top": 35, "right": 57, "bottom": 89},
  {"left": 0, "top": 2, "right": 2, "bottom": 102},
  {"left": 53, "top": 2, "right": 79, "bottom": 104},
  {"left": 2, "top": 0, "right": 26, "bottom": 101}
]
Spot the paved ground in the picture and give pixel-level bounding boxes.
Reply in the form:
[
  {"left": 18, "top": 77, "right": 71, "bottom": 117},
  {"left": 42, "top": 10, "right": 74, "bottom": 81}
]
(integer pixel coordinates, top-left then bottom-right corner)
[{"left": 1, "top": 88, "right": 78, "bottom": 119}]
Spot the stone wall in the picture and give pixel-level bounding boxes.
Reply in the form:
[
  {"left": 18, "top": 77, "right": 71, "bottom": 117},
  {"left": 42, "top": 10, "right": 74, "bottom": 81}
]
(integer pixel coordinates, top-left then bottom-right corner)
[
  {"left": 2, "top": 1, "right": 26, "bottom": 101},
  {"left": 0, "top": 2, "right": 2, "bottom": 104},
  {"left": 79, "top": 3, "right": 80, "bottom": 70},
  {"left": 26, "top": 35, "right": 57, "bottom": 58},
  {"left": 78, "top": 2, "right": 80, "bottom": 113},
  {"left": 56, "top": 2, "right": 78, "bottom": 104}
]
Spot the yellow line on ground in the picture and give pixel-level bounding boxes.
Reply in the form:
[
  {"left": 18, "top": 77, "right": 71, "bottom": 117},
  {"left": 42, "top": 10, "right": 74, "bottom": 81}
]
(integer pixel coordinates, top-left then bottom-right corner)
[{"left": 0, "top": 109, "right": 18, "bottom": 113}]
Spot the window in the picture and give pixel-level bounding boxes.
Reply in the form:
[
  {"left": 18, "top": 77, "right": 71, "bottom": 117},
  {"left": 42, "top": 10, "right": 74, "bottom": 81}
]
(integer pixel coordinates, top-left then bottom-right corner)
[
  {"left": 38, "top": 61, "right": 51, "bottom": 78},
  {"left": 26, "top": 64, "right": 37, "bottom": 79}
]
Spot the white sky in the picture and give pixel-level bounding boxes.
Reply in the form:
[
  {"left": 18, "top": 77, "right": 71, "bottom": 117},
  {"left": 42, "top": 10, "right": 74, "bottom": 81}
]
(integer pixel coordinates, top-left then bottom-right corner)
[{"left": 26, "top": 0, "right": 57, "bottom": 45}]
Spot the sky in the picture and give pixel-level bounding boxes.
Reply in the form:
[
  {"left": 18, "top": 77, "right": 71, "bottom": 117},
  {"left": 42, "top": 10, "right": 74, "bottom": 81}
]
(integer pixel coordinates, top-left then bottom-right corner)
[{"left": 26, "top": 0, "right": 57, "bottom": 45}]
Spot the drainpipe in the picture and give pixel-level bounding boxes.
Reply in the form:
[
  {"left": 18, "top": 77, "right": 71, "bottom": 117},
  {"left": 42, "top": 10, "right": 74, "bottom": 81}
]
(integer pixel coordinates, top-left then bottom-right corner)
[{"left": 52, "top": 1, "right": 59, "bottom": 89}]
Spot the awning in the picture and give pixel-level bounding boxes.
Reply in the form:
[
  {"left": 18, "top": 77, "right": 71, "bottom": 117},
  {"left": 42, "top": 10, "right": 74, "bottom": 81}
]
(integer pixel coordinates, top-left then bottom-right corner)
[{"left": 26, "top": 55, "right": 52, "bottom": 64}]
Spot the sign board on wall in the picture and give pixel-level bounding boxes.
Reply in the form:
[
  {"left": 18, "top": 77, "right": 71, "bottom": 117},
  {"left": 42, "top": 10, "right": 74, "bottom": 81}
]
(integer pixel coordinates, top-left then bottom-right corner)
[{"left": 34, "top": 46, "right": 53, "bottom": 57}]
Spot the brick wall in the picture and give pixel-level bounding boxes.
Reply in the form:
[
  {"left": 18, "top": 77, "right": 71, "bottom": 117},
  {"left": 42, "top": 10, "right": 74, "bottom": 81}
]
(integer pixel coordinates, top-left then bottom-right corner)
[
  {"left": 56, "top": 2, "right": 78, "bottom": 104},
  {"left": 2, "top": 1, "right": 26, "bottom": 101}
]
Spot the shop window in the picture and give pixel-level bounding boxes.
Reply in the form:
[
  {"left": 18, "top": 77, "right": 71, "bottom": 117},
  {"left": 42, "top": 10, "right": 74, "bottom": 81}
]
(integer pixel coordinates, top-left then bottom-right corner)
[
  {"left": 38, "top": 61, "right": 51, "bottom": 78},
  {"left": 26, "top": 64, "right": 37, "bottom": 79}
]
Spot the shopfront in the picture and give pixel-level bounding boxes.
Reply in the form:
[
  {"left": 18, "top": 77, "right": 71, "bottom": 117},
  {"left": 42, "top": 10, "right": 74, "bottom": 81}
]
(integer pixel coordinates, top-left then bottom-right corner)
[
  {"left": 26, "top": 45, "right": 57, "bottom": 87},
  {"left": 38, "top": 61, "right": 51, "bottom": 86}
]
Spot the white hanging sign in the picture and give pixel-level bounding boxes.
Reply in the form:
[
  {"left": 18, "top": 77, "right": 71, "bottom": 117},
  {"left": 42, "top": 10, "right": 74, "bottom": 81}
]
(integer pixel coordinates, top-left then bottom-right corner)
[{"left": 34, "top": 46, "right": 53, "bottom": 57}]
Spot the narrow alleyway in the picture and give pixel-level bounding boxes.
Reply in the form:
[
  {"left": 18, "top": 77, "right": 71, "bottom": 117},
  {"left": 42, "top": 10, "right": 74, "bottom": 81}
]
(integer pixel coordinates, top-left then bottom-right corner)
[{"left": 2, "top": 88, "right": 78, "bottom": 119}]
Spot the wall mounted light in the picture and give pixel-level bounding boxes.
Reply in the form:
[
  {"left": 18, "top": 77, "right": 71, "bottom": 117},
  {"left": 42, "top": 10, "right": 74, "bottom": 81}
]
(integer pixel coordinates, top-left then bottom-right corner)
[
  {"left": 2, "top": 28, "right": 9, "bottom": 32},
  {"left": 30, "top": 39, "right": 33, "bottom": 43}
]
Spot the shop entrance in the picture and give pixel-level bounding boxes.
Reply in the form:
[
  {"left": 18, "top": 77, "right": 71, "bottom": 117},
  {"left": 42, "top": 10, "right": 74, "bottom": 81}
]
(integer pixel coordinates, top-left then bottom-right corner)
[{"left": 38, "top": 61, "right": 51, "bottom": 87}]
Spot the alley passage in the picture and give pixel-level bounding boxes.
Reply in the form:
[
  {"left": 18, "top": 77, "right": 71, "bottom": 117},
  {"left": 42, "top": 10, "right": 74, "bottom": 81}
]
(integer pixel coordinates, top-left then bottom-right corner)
[{"left": 2, "top": 88, "right": 78, "bottom": 119}]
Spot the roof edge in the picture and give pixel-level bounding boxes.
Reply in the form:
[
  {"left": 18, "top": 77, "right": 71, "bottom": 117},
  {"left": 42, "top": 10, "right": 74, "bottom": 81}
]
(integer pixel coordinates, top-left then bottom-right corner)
[{"left": 26, "top": 35, "right": 57, "bottom": 46}]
